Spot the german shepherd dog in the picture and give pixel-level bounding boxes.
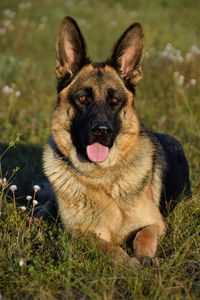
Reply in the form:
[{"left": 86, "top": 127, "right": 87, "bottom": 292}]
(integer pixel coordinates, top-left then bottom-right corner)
[{"left": 42, "top": 17, "right": 191, "bottom": 266}]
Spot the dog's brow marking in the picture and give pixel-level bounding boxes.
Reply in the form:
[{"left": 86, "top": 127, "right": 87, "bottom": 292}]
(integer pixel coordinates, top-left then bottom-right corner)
[{"left": 92, "top": 62, "right": 106, "bottom": 68}]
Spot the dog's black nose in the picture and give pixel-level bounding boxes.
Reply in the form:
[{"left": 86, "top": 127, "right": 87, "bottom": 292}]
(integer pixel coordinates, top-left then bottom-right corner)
[{"left": 91, "top": 121, "right": 113, "bottom": 137}]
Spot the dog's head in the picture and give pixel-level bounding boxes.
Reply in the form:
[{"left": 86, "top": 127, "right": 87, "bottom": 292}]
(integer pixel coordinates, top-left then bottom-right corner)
[{"left": 51, "top": 16, "right": 144, "bottom": 167}]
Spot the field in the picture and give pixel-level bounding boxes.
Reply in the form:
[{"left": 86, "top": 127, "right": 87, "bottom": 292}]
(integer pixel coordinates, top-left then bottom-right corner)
[{"left": 0, "top": 0, "right": 200, "bottom": 299}]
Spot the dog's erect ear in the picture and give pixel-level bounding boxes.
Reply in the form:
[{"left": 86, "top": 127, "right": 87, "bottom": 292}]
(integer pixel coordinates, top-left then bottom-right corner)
[
  {"left": 109, "top": 23, "right": 144, "bottom": 86},
  {"left": 55, "top": 16, "right": 89, "bottom": 80}
]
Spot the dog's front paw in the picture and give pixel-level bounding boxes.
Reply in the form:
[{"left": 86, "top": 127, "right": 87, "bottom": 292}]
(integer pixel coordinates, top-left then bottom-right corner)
[
  {"left": 133, "top": 227, "right": 158, "bottom": 259},
  {"left": 126, "top": 257, "right": 141, "bottom": 269},
  {"left": 140, "top": 257, "right": 160, "bottom": 268}
]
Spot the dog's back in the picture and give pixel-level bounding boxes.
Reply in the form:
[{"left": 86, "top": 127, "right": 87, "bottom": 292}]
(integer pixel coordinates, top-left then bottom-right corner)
[{"left": 150, "top": 132, "right": 191, "bottom": 214}]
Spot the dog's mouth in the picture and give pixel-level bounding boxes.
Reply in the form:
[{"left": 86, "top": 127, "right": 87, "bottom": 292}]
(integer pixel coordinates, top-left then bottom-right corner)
[{"left": 86, "top": 142, "right": 109, "bottom": 163}]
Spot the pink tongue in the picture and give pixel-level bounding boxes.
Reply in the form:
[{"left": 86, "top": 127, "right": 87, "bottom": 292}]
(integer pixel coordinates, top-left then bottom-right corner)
[{"left": 86, "top": 143, "right": 109, "bottom": 162}]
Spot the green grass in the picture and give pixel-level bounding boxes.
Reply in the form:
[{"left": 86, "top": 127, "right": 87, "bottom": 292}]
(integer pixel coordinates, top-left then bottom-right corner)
[{"left": 0, "top": 0, "right": 200, "bottom": 299}]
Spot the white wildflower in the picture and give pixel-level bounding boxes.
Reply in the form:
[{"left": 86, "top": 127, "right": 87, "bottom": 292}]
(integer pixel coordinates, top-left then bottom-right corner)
[
  {"left": 185, "top": 52, "right": 193, "bottom": 62},
  {"left": 110, "top": 20, "right": 118, "bottom": 28},
  {"left": 173, "top": 72, "right": 185, "bottom": 87},
  {"left": 33, "top": 185, "right": 40, "bottom": 192},
  {"left": 165, "top": 43, "right": 172, "bottom": 52},
  {"left": 2, "top": 85, "right": 13, "bottom": 94},
  {"left": 190, "top": 78, "right": 196, "bottom": 86},
  {"left": 15, "top": 90, "right": 21, "bottom": 97},
  {"left": 177, "top": 75, "right": 185, "bottom": 86},
  {"left": 3, "top": 19, "right": 14, "bottom": 31},
  {"left": 38, "top": 23, "right": 46, "bottom": 30},
  {"left": 10, "top": 185, "right": 17, "bottom": 192},
  {"left": 173, "top": 71, "right": 180, "bottom": 79},
  {"left": 18, "top": 2, "right": 32, "bottom": 10},
  {"left": 33, "top": 200, "right": 38, "bottom": 206},
  {"left": 190, "top": 45, "right": 200, "bottom": 55},
  {"left": 3, "top": 9, "right": 16, "bottom": 18},
  {"left": 26, "top": 195, "right": 32, "bottom": 201},
  {"left": 19, "top": 258, "right": 25, "bottom": 267},
  {"left": 158, "top": 43, "right": 184, "bottom": 63},
  {"left": 2, "top": 177, "right": 7, "bottom": 187},
  {"left": 20, "top": 206, "right": 26, "bottom": 212},
  {"left": 177, "top": 55, "right": 184, "bottom": 63}
]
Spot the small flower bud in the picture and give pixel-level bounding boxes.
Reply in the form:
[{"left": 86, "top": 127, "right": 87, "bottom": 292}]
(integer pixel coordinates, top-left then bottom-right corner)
[
  {"left": 26, "top": 195, "right": 32, "bottom": 201},
  {"left": 33, "top": 200, "right": 38, "bottom": 206},
  {"left": 33, "top": 185, "right": 40, "bottom": 192},
  {"left": 177, "top": 75, "right": 185, "bottom": 86},
  {"left": 190, "top": 78, "right": 196, "bottom": 86},
  {"left": 19, "top": 258, "right": 25, "bottom": 267},
  {"left": 10, "top": 185, "right": 17, "bottom": 192},
  {"left": 15, "top": 90, "right": 21, "bottom": 97},
  {"left": 2, "top": 85, "right": 13, "bottom": 94},
  {"left": 20, "top": 206, "right": 26, "bottom": 212},
  {"left": 185, "top": 52, "right": 192, "bottom": 62},
  {"left": 3, "top": 177, "right": 7, "bottom": 184}
]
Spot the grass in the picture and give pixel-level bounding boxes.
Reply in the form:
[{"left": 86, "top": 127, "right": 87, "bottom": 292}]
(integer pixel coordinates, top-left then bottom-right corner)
[{"left": 0, "top": 0, "right": 200, "bottom": 299}]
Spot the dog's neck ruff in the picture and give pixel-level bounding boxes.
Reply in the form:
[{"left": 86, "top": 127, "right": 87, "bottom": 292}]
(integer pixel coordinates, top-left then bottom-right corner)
[
  {"left": 49, "top": 139, "right": 83, "bottom": 175},
  {"left": 49, "top": 139, "right": 104, "bottom": 178}
]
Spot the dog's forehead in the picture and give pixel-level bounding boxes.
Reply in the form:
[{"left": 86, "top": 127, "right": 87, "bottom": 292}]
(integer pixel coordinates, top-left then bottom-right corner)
[{"left": 71, "top": 64, "right": 126, "bottom": 92}]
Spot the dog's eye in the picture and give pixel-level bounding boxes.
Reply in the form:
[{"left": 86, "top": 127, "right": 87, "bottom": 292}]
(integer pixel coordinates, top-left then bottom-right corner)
[
  {"left": 78, "top": 95, "right": 87, "bottom": 104},
  {"left": 110, "top": 97, "right": 120, "bottom": 106}
]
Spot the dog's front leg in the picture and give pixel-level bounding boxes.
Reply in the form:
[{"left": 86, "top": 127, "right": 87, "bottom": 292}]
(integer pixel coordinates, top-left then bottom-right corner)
[
  {"left": 133, "top": 224, "right": 164, "bottom": 260},
  {"left": 97, "top": 239, "right": 140, "bottom": 268}
]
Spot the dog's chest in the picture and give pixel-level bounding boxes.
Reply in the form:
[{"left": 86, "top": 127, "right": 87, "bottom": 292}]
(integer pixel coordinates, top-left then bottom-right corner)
[
  {"left": 44, "top": 145, "right": 156, "bottom": 243},
  {"left": 57, "top": 177, "right": 143, "bottom": 243}
]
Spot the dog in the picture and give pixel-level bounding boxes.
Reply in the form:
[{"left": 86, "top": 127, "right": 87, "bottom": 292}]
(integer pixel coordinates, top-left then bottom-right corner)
[{"left": 42, "top": 16, "right": 191, "bottom": 267}]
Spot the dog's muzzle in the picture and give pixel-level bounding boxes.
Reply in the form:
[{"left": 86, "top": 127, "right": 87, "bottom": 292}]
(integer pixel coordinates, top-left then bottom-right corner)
[
  {"left": 85, "top": 120, "right": 113, "bottom": 163},
  {"left": 91, "top": 120, "right": 113, "bottom": 138}
]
